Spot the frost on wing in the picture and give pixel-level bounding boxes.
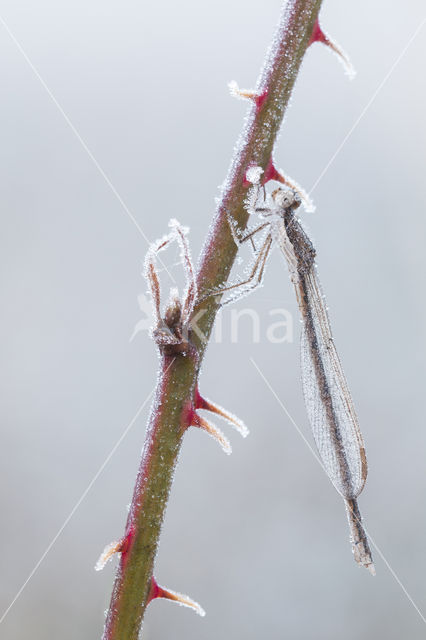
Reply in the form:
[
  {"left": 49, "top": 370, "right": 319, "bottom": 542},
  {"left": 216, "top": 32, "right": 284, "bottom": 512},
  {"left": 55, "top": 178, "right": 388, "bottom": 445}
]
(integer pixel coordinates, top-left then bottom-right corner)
[{"left": 300, "top": 269, "right": 367, "bottom": 500}]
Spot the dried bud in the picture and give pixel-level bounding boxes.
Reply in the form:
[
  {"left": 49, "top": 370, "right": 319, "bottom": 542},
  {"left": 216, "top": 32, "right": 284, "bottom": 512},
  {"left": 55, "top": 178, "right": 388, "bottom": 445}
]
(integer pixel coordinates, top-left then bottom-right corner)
[{"left": 164, "top": 290, "right": 182, "bottom": 329}]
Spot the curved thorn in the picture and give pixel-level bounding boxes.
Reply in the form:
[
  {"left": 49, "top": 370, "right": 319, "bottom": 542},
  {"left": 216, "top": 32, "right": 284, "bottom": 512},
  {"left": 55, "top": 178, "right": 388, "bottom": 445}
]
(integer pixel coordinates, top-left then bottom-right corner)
[
  {"left": 195, "top": 388, "right": 249, "bottom": 438},
  {"left": 95, "top": 539, "right": 124, "bottom": 572},
  {"left": 324, "top": 34, "right": 356, "bottom": 80},
  {"left": 192, "top": 412, "right": 232, "bottom": 455},
  {"left": 309, "top": 18, "right": 356, "bottom": 80},
  {"left": 228, "top": 80, "right": 256, "bottom": 101},
  {"left": 228, "top": 82, "right": 268, "bottom": 112},
  {"left": 148, "top": 577, "right": 206, "bottom": 616}
]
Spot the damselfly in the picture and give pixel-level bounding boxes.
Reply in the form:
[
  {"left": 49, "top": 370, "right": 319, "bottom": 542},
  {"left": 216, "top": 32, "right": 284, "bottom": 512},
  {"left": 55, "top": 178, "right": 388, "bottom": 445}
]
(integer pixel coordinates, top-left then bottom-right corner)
[{"left": 215, "top": 177, "right": 374, "bottom": 573}]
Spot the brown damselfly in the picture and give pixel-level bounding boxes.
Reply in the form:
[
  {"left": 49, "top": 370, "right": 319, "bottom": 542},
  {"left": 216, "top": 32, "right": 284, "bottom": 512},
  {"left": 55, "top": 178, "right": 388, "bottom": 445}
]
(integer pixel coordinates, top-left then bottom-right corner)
[{"left": 211, "top": 174, "right": 374, "bottom": 573}]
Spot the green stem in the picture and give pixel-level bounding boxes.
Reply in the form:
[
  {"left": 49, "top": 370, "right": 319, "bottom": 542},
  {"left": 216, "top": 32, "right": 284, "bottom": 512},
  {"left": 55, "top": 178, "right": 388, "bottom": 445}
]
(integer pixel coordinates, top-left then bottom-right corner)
[{"left": 103, "top": 1, "right": 323, "bottom": 638}]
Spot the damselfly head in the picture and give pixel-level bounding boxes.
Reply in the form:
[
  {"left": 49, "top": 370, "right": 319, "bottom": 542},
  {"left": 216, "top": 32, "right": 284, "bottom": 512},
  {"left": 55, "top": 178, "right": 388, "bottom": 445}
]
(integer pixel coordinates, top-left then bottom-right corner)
[{"left": 272, "top": 187, "right": 301, "bottom": 212}]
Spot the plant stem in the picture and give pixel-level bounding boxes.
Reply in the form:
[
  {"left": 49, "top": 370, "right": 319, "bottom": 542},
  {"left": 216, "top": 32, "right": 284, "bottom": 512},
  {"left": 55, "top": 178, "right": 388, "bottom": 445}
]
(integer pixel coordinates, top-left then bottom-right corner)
[{"left": 103, "top": 1, "right": 323, "bottom": 638}]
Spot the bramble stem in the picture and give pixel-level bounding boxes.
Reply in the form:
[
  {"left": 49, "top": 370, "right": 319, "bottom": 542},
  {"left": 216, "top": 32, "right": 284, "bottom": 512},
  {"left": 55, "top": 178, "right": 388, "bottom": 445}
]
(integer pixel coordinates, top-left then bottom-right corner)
[{"left": 103, "top": 1, "right": 323, "bottom": 637}]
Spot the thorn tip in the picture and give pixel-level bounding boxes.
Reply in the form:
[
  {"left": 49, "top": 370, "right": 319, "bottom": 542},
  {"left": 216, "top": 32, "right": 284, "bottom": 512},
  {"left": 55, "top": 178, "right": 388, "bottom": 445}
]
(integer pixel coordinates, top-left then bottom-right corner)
[
  {"left": 149, "top": 577, "right": 206, "bottom": 616},
  {"left": 95, "top": 539, "right": 124, "bottom": 572},
  {"left": 195, "top": 388, "right": 249, "bottom": 438},
  {"left": 192, "top": 412, "right": 232, "bottom": 455},
  {"left": 228, "top": 82, "right": 268, "bottom": 111},
  {"left": 309, "top": 18, "right": 356, "bottom": 80}
]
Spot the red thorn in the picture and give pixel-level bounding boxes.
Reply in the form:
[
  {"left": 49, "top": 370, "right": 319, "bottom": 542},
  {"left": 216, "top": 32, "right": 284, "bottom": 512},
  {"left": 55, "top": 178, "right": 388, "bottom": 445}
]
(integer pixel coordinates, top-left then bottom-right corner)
[
  {"left": 308, "top": 18, "right": 356, "bottom": 78},
  {"left": 254, "top": 88, "right": 268, "bottom": 112},
  {"left": 191, "top": 411, "right": 231, "bottom": 455},
  {"left": 308, "top": 17, "right": 328, "bottom": 46},
  {"left": 120, "top": 525, "right": 135, "bottom": 556},
  {"left": 195, "top": 387, "right": 249, "bottom": 437},
  {"left": 147, "top": 576, "right": 161, "bottom": 604},
  {"left": 95, "top": 526, "right": 134, "bottom": 572},
  {"left": 194, "top": 387, "right": 208, "bottom": 411},
  {"left": 229, "top": 82, "right": 268, "bottom": 113},
  {"left": 148, "top": 577, "right": 206, "bottom": 616},
  {"left": 262, "top": 156, "right": 285, "bottom": 186}
]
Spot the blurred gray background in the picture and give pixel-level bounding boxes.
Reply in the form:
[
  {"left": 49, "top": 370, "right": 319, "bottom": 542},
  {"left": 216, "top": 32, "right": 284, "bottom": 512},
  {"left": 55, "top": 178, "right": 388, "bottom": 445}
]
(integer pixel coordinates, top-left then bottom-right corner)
[{"left": 1, "top": 1, "right": 425, "bottom": 638}]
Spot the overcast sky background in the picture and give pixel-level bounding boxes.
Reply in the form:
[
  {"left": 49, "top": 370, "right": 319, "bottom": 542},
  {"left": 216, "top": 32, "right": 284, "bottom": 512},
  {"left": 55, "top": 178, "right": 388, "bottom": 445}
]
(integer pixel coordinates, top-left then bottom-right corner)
[{"left": 1, "top": 1, "right": 426, "bottom": 638}]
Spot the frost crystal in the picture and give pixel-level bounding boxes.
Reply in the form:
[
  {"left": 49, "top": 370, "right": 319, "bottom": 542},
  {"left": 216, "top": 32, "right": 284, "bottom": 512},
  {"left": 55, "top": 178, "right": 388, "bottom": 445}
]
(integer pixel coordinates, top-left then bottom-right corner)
[
  {"left": 245, "top": 165, "right": 264, "bottom": 185},
  {"left": 244, "top": 184, "right": 262, "bottom": 215},
  {"left": 228, "top": 80, "right": 242, "bottom": 99},
  {"left": 169, "top": 218, "right": 189, "bottom": 237},
  {"left": 95, "top": 540, "right": 122, "bottom": 571},
  {"left": 329, "top": 38, "right": 356, "bottom": 80},
  {"left": 227, "top": 80, "right": 255, "bottom": 101},
  {"left": 155, "top": 584, "right": 206, "bottom": 617}
]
